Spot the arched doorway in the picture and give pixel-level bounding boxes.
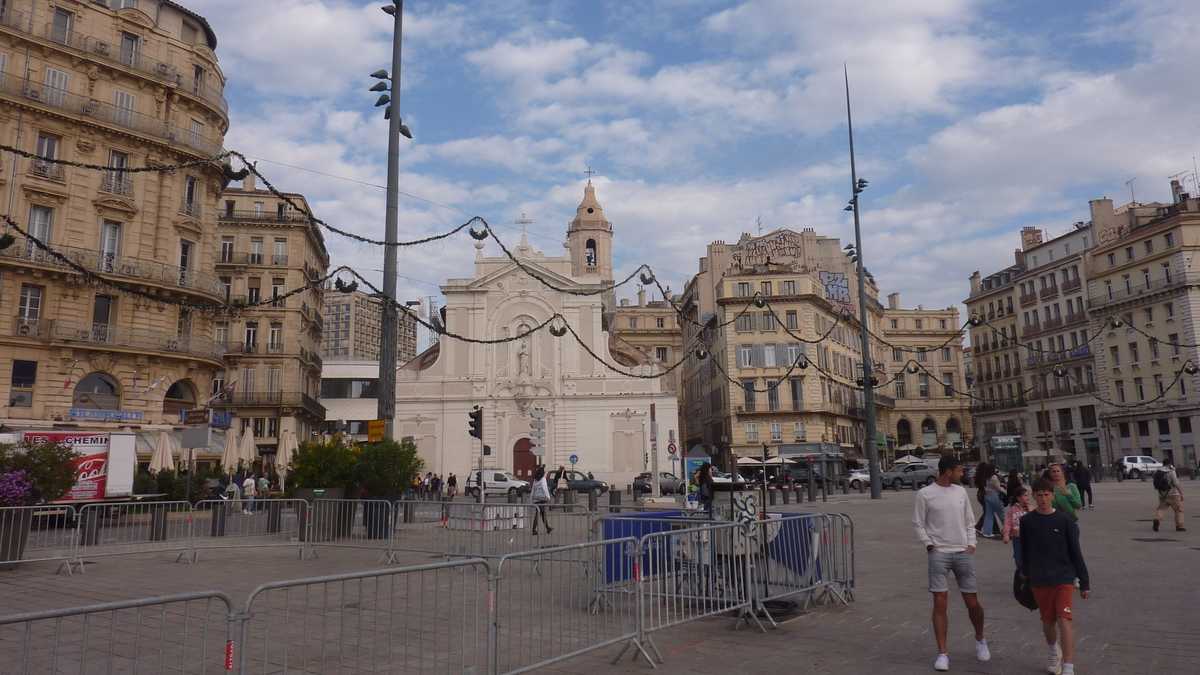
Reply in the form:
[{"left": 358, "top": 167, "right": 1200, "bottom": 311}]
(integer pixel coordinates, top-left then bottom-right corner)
[
  {"left": 897, "top": 419, "right": 912, "bottom": 446},
  {"left": 73, "top": 372, "right": 120, "bottom": 410},
  {"left": 162, "top": 380, "right": 196, "bottom": 417},
  {"left": 513, "top": 438, "right": 536, "bottom": 480},
  {"left": 945, "top": 418, "right": 962, "bottom": 447},
  {"left": 921, "top": 418, "right": 938, "bottom": 447}
]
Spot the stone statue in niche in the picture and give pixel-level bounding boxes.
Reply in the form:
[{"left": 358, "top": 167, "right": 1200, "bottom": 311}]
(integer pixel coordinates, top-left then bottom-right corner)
[{"left": 517, "top": 325, "right": 532, "bottom": 376}]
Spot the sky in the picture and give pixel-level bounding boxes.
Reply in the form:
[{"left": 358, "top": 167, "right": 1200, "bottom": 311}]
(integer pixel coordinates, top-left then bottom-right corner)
[{"left": 188, "top": 0, "right": 1200, "bottom": 322}]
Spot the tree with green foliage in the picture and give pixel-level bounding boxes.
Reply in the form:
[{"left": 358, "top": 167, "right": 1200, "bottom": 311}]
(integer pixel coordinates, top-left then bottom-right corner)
[
  {"left": 354, "top": 438, "right": 424, "bottom": 499},
  {"left": 287, "top": 437, "right": 357, "bottom": 493}
]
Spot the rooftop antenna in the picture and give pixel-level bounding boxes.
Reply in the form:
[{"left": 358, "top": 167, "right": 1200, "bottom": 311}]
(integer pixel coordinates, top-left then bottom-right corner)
[
  {"left": 1125, "top": 177, "right": 1137, "bottom": 204},
  {"left": 756, "top": 215, "right": 763, "bottom": 236}
]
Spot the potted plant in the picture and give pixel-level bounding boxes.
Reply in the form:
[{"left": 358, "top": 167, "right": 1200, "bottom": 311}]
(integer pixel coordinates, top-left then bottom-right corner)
[
  {"left": 288, "top": 438, "right": 357, "bottom": 541},
  {"left": 354, "top": 438, "right": 424, "bottom": 539},
  {"left": 0, "top": 440, "right": 79, "bottom": 564}
]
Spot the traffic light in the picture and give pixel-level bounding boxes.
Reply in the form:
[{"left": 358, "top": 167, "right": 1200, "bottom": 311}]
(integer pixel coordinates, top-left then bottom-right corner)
[
  {"left": 468, "top": 405, "right": 483, "bottom": 439},
  {"left": 529, "top": 408, "right": 546, "bottom": 456}
]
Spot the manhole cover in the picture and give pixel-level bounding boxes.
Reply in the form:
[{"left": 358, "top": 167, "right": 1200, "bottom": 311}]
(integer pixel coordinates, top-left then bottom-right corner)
[{"left": 1131, "top": 537, "right": 1179, "bottom": 542}]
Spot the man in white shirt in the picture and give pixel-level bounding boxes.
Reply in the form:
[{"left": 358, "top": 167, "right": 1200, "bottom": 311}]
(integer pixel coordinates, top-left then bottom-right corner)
[
  {"left": 913, "top": 456, "right": 989, "bottom": 672},
  {"left": 242, "top": 474, "right": 257, "bottom": 514}
]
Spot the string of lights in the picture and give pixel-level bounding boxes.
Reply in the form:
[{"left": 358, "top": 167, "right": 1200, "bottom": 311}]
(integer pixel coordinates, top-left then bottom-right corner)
[
  {"left": 1, "top": 216, "right": 338, "bottom": 314},
  {"left": 0, "top": 143, "right": 231, "bottom": 173},
  {"left": 975, "top": 315, "right": 1108, "bottom": 355},
  {"left": 1055, "top": 360, "right": 1197, "bottom": 410},
  {"left": 904, "top": 358, "right": 1040, "bottom": 404}
]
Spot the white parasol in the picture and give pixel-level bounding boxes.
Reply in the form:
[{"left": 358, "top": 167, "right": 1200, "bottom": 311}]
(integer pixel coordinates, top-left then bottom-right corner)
[
  {"left": 221, "top": 426, "right": 241, "bottom": 475},
  {"left": 275, "top": 429, "right": 298, "bottom": 491},
  {"left": 239, "top": 426, "right": 258, "bottom": 468},
  {"left": 148, "top": 431, "right": 178, "bottom": 474}
]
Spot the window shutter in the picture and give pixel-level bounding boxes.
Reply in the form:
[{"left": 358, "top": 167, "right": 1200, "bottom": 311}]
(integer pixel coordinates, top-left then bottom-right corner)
[
  {"left": 752, "top": 344, "right": 765, "bottom": 367},
  {"left": 775, "top": 343, "right": 787, "bottom": 366}
]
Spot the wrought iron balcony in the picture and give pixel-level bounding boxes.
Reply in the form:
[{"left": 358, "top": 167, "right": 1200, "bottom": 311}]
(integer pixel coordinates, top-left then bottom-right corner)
[
  {"left": 211, "top": 391, "right": 326, "bottom": 420},
  {"left": 41, "top": 321, "right": 224, "bottom": 361},
  {"left": 100, "top": 171, "right": 133, "bottom": 196},
  {"left": 0, "top": 232, "right": 225, "bottom": 299}
]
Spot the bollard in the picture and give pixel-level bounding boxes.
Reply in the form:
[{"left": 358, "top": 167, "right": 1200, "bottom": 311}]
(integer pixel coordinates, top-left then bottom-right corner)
[
  {"left": 79, "top": 508, "right": 102, "bottom": 546},
  {"left": 807, "top": 469, "right": 816, "bottom": 503},
  {"left": 609, "top": 489, "right": 622, "bottom": 513},
  {"left": 768, "top": 489, "right": 778, "bottom": 506},
  {"left": 912, "top": 477, "right": 919, "bottom": 491},
  {"left": 507, "top": 490, "right": 518, "bottom": 504},
  {"left": 149, "top": 505, "right": 169, "bottom": 542},
  {"left": 842, "top": 478, "right": 849, "bottom": 495},
  {"left": 781, "top": 487, "right": 791, "bottom": 504},
  {"left": 1141, "top": 471, "right": 1147, "bottom": 482},
  {"left": 266, "top": 500, "right": 283, "bottom": 533},
  {"left": 1117, "top": 469, "right": 1123, "bottom": 482},
  {"left": 588, "top": 490, "right": 599, "bottom": 512},
  {"left": 209, "top": 501, "right": 227, "bottom": 537}
]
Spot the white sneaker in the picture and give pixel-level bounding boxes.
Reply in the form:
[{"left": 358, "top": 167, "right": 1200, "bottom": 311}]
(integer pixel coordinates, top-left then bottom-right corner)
[
  {"left": 976, "top": 639, "right": 991, "bottom": 662},
  {"left": 1047, "top": 643, "right": 1062, "bottom": 674},
  {"left": 933, "top": 653, "right": 950, "bottom": 671},
  {"left": 1061, "top": 664, "right": 1074, "bottom": 675}
]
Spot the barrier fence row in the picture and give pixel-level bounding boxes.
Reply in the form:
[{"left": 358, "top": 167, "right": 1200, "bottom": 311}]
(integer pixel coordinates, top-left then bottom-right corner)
[{"left": 0, "top": 512, "right": 853, "bottom": 674}]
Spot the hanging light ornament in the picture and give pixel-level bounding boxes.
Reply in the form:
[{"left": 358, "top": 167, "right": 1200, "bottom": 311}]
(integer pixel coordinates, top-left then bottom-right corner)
[
  {"left": 906, "top": 362, "right": 920, "bottom": 374},
  {"left": 639, "top": 269, "right": 655, "bottom": 285},
  {"left": 968, "top": 315, "right": 982, "bottom": 326},
  {"left": 754, "top": 294, "right": 766, "bottom": 309},
  {"left": 549, "top": 317, "right": 567, "bottom": 337},
  {"left": 469, "top": 223, "right": 488, "bottom": 241},
  {"left": 695, "top": 347, "right": 709, "bottom": 360},
  {"left": 1185, "top": 362, "right": 1198, "bottom": 375}
]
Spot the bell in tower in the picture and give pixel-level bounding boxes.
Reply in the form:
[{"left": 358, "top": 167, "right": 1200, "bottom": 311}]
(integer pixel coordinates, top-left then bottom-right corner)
[{"left": 566, "top": 174, "right": 614, "bottom": 284}]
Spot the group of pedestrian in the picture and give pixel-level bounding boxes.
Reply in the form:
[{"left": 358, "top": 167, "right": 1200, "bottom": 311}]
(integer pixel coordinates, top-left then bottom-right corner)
[
  {"left": 216, "top": 472, "right": 271, "bottom": 514},
  {"left": 413, "top": 472, "right": 458, "bottom": 500},
  {"left": 915, "top": 456, "right": 1090, "bottom": 674}
]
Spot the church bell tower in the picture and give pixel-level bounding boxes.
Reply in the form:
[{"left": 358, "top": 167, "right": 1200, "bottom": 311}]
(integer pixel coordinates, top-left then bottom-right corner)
[{"left": 566, "top": 177, "right": 616, "bottom": 316}]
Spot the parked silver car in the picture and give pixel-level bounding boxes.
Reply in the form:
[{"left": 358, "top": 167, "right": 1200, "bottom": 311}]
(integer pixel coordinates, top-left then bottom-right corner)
[{"left": 881, "top": 463, "right": 937, "bottom": 490}]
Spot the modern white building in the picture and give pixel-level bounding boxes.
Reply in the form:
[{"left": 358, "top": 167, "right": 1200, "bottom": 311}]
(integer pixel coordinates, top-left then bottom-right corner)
[
  {"left": 318, "top": 359, "right": 380, "bottom": 443},
  {"left": 394, "top": 182, "right": 679, "bottom": 483}
]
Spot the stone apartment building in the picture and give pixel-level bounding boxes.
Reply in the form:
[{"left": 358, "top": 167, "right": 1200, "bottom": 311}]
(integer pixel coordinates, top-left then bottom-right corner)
[
  {"left": 1085, "top": 185, "right": 1200, "bottom": 470},
  {"left": 965, "top": 261, "right": 1025, "bottom": 467},
  {"left": 0, "top": 0, "right": 228, "bottom": 432},
  {"left": 321, "top": 288, "right": 417, "bottom": 363},
  {"left": 679, "top": 228, "right": 893, "bottom": 469},
  {"left": 1014, "top": 225, "right": 1102, "bottom": 467},
  {"left": 208, "top": 177, "right": 328, "bottom": 452},
  {"left": 880, "top": 293, "right": 972, "bottom": 460},
  {"left": 610, "top": 287, "right": 685, "bottom": 442}
]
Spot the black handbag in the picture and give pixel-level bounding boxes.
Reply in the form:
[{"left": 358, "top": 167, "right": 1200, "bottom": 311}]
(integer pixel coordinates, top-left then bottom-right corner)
[{"left": 1013, "top": 570, "right": 1038, "bottom": 611}]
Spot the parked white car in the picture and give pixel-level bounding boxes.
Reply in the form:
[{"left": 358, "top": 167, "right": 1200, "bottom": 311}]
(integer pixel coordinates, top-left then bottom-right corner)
[
  {"left": 847, "top": 469, "right": 871, "bottom": 490},
  {"left": 464, "top": 470, "right": 529, "bottom": 497},
  {"left": 1120, "top": 455, "right": 1164, "bottom": 479}
]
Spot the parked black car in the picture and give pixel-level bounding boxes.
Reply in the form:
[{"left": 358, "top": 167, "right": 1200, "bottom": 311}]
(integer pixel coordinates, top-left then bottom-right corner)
[{"left": 557, "top": 469, "right": 610, "bottom": 494}]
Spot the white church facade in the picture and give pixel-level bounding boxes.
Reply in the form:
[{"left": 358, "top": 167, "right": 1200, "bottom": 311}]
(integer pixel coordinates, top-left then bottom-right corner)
[{"left": 395, "top": 182, "right": 679, "bottom": 484}]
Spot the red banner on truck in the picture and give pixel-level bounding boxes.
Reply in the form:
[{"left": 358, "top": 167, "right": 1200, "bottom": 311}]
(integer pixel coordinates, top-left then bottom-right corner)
[{"left": 22, "top": 431, "right": 111, "bottom": 501}]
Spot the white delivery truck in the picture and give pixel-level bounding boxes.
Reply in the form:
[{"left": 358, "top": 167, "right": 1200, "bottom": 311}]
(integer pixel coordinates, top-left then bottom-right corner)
[{"left": 0, "top": 430, "right": 138, "bottom": 504}]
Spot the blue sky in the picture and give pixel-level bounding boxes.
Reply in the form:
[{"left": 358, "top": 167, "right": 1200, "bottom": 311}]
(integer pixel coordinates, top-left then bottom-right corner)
[{"left": 188, "top": 0, "right": 1200, "bottom": 317}]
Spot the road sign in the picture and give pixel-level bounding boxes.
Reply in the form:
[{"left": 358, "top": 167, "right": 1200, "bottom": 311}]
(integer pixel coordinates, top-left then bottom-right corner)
[
  {"left": 667, "top": 442, "right": 677, "bottom": 455},
  {"left": 569, "top": 453, "right": 578, "bottom": 466},
  {"left": 367, "top": 419, "right": 385, "bottom": 442}
]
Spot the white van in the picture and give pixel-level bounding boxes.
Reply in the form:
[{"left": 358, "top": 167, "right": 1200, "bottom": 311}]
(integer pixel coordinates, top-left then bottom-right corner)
[{"left": 464, "top": 470, "right": 529, "bottom": 497}]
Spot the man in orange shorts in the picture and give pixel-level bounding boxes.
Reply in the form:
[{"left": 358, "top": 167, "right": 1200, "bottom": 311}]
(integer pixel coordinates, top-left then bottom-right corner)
[{"left": 1020, "top": 479, "right": 1091, "bottom": 674}]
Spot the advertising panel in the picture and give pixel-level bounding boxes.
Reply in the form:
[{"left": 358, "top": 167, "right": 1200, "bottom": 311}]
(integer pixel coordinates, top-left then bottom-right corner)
[{"left": 22, "top": 431, "right": 111, "bottom": 501}]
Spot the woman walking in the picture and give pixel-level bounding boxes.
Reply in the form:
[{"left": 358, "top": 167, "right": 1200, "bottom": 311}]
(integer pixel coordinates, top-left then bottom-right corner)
[
  {"left": 1047, "top": 463, "right": 1083, "bottom": 521},
  {"left": 980, "top": 464, "right": 1006, "bottom": 539},
  {"left": 530, "top": 465, "right": 553, "bottom": 535},
  {"left": 1006, "top": 468, "right": 1025, "bottom": 499}
]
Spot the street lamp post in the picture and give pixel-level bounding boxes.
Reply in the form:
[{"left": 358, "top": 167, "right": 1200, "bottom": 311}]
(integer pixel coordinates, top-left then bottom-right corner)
[
  {"left": 843, "top": 66, "right": 882, "bottom": 499},
  {"left": 373, "top": 0, "right": 413, "bottom": 440}
]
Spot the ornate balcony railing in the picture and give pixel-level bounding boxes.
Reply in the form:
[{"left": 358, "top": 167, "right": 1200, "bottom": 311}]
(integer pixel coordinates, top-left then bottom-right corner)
[
  {"left": 211, "top": 391, "right": 326, "bottom": 420},
  {"left": 0, "top": 232, "right": 225, "bottom": 299},
  {"left": 40, "top": 321, "right": 224, "bottom": 361},
  {"left": 100, "top": 171, "right": 133, "bottom": 196},
  {"left": 0, "top": 71, "right": 222, "bottom": 156}
]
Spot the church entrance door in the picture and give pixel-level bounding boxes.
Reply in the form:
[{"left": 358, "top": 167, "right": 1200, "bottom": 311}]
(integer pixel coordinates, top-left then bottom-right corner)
[{"left": 513, "top": 438, "right": 536, "bottom": 480}]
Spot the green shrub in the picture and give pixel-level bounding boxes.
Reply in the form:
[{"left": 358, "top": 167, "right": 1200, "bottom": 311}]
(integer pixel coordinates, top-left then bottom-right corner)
[
  {"left": 287, "top": 438, "right": 357, "bottom": 493},
  {"left": 353, "top": 438, "right": 424, "bottom": 499},
  {"left": 0, "top": 441, "right": 80, "bottom": 503}
]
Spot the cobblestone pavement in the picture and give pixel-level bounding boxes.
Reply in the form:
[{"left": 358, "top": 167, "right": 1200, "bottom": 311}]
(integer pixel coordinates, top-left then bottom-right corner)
[{"left": 1, "top": 480, "right": 1196, "bottom": 673}]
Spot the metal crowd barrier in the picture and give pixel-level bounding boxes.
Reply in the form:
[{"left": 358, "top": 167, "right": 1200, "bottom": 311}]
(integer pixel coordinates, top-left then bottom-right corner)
[
  {"left": 0, "top": 511, "right": 855, "bottom": 673},
  {"left": 0, "top": 505, "right": 77, "bottom": 573},
  {"left": 189, "top": 499, "right": 307, "bottom": 562},
  {"left": 72, "top": 501, "right": 195, "bottom": 571},
  {"left": 391, "top": 500, "right": 594, "bottom": 560},
  {"left": 238, "top": 559, "right": 492, "bottom": 674},
  {"left": 492, "top": 538, "right": 644, "bottom": 674},
  {"left": 305, "top": 499, "right": 398, "bottom": 563},
  {"left": 0, "top": 591, "right": 236, "bottom": 674}
]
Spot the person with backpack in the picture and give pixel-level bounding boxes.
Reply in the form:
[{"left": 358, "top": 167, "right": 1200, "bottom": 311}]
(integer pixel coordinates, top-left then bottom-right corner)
[
  {"left": 1152, "top": 461, "right": 1185, "bottom": 532},
  {"left": 1020, "top": 479, "right": 1090, "bottom": 675}
]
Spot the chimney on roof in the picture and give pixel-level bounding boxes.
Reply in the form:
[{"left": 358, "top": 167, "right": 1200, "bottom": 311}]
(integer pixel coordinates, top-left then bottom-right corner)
[
  {"left": 1171, "top": 179, "right": 1185, "bottom": 204},
  {"left": 637, "top": 287, "right": 646, "bottom": 307},
  {"left": 887, "top": 292, "right": 900, "bottom": 310},
  {"left": 1020, "top": 226, "right": 1043, "bottom": 251},
  {"left": 969, "top": 271, "right": 981, "bottom": 295},
  {"left": 244, "top": 173, "right": 256, "bottom": 192}
]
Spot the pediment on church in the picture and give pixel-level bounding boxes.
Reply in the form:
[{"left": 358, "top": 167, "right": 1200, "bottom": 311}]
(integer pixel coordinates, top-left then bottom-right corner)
[{"left": 465, "top": 260, "right": 580, "bottom": 293}]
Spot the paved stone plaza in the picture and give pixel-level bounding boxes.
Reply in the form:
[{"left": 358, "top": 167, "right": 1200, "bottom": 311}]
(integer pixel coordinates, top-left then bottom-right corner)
[{"left": 1, "top": 480, "right": 1196, "bottom": 673}]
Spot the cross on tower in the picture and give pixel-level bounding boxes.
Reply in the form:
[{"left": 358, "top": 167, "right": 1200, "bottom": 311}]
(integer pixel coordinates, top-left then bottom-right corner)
[{"left": 583, "top": 165, "right": 597, "bottom": 183}]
